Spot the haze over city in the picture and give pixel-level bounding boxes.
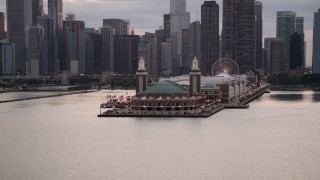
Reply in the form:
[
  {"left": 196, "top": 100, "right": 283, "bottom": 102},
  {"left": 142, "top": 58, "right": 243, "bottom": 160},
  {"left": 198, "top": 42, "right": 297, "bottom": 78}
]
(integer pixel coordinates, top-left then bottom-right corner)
[{"left": 0, "top": 0, "right": 318, "bottom": 66}]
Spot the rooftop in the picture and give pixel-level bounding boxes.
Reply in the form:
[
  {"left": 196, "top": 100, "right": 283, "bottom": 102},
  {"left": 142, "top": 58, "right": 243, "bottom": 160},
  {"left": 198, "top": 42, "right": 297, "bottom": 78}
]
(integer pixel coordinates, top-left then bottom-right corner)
[{"left": 144, "top": 81, "right": 188, "bottom": 94}]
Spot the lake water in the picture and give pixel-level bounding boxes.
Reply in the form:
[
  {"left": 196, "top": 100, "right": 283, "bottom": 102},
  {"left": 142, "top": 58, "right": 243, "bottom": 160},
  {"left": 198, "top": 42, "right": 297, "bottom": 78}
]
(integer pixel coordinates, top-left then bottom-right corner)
[{"left": 0, "top": 90, "right": 320, "bottom": 179}]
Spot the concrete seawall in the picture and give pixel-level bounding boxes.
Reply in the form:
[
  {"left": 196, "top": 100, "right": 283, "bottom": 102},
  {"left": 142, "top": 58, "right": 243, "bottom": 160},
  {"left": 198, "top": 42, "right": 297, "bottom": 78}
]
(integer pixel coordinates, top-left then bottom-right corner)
[{"left": 0, "top": 90, "right": 99, "bottom": 104}]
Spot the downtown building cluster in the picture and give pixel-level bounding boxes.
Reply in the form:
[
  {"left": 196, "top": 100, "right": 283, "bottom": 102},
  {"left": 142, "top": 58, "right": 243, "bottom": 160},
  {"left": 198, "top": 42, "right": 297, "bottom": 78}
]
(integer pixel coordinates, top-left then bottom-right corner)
[{"left": 0, "top": 0, "right": 320, "bottom": 77}]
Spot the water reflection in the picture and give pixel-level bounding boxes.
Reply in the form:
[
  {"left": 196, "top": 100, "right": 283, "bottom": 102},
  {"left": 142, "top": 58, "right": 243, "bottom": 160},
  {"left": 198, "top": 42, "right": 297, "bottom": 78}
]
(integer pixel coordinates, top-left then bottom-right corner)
[
  {"left": 269, "top": 94, "right": 304, "bottom": 101},
  {"left": 312, "top": 93, "right": 320, "bottom": 102}
]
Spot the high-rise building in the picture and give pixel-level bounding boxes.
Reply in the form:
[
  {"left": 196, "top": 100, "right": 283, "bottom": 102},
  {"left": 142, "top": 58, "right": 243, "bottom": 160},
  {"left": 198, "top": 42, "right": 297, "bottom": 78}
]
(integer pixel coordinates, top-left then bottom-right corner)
[
  {"left": 48, "top": 0, "right": 63, "bottom": 72},
  {"left": 103, "top": 19, "right": 130, "bottom": 35},
  {"left": 189, "top": 21, "right": 201, "bottom": 66},
  {"left": 63, "top": 15, "right": 85, "bottom": 74},
  {"left": 0, "top": 42, "right": 15, "bottom": 75},
  {"left": 222, "top": 0, "right": 255, "bottom": 74},
  {"left": 264, "top": 38, "right": 283, "bottom": 74},
  {"left": 114, "top": 35, "right": 139, "bottom": 74},
  {"left": 139, "top": 33, "right": 158, "bottom": 76},
  {"left": 163, "top": 14, "right": 171, "bottom": 41},
  {"left": 201, "top": 1, "right": 219, "bottom": 75},
  {"left": 94, "top": 33, "right": 103, "bottom": 74},
  {"left": 276, "top": 11, "right": 296, "bottom": 71},
  {"left": 289, "top": 32, "right": 303, "bottom": 70},
  {"left": 295, "top": 17, "right": 305, "bottom": 69},
  {"left": 155, "top": 29, "right": 164, "bottom": 76},
  {"left": 313, "top": 9, "right": 320, "bottom": 73},
  {"left": 254, "top": 1, "right": 263, "bottom": 70},
  {"left": 170, "top": 0, "right": 190, "bottom": 66},
  {"left": 37, "top": 15, "right": 55, "bottom": 74},
  {"left": 25, "top": 25, "right": 44, "bottom": 77},
  {"left": 6, "top": 0, "right": 26, "bottom": 74},
  {"left": 84, "top": 28, "right": 95, "bottom": 74},
  {"left": 161, "top": 42, "right": 172, "bottom": 73},
  {"left": 0, "top": 12, "right": 5, "bottom": 40},
  {"left": 181, "top": 28, "right": 190, "bottom": 67},
  {"left": 101, "top": 26, "right": 115, "bottom": 72},
  {"left": 24, "top": 0, "right": 44, "bottom": 26}
]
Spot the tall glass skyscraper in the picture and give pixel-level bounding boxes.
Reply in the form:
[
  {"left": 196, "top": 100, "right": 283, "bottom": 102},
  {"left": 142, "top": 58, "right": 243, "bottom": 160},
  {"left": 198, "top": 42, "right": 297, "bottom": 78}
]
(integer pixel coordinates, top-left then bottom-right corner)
[
  {"left": 254, "top": 1, "right": 263, "bottom": 70},
  {"left": 170, "top": 0, "right": 190, "bottom": 67},
  {"left": 48, "top": 0, "right": 63, "bottom": 72},
  {"left": 313, "top": 9, "right": 320, "bottom": 74},
  {"left": 276, "top": 11, "right": 296, "bottom": 71},
  {"left": 222, "top": 0, "right": 255, "bottom": 74},
  {"left": 201, "top": 1, "right": 219, "bottom": 75},
  {"left": 6, "top": 0, "right": 25, "bottom": 74}
]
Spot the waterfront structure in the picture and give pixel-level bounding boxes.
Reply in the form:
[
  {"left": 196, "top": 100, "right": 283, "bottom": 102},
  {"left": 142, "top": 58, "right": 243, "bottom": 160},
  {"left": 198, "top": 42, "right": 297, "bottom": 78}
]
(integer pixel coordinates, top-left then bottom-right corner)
[
  {"left": 201, "top": 1, "right": 219, "bottom": 75},
  {"left": 6, "top": 0, "right": 26, "bottom": 74},
  {"left": 190, "top": 57, "right": 201, "bottom": 95},
  {"left": 264, "top": 38, "right": 283, "bottom": 74},
  {"left": 276, "top": 11, "right": 296, "bottom": 71},
  {"left": 0, "top": 12, "right": 5, "bottom": 40},
  {"left": 313, "top": 9, "right": 320, "bottom": 73},
  {"left": 103, "top": 19, "right": 130, "bottom": 35},
  {"left": 136, "top": 57, "right": 148, "bottom": 95},
  {"left": 289, "top": 32, "right": 303, "bottom": 70},
  {"left": 48, "top": 0, "right": 63, "bottom": 73},
  {"left": 139, "top": 33, "right": 158, "bottom": 76},
  {"left": 101, "top": 26, "right": 115, "bottom": 72},
  {"left": 170, "top": 0, "right": 190, "bottom": 67},
  {"left": 25, "top": 25, "right": 44, "bottom": 77},
  {"left": 63, "top": 15, "right": 85, "bottom": 74},
  {"left": 37, "top": 15, "right": 55, "bottom": 74},
  {"left": 0, "top": 42, "right": 15, "bottom": 75},
  {"left": 254, "top": 1, "right": 263, "bottom": 71},
  {"left": 222, "top": 0, "right": 255, "bottom": 74},
  {"left": 114, "top": 35, "right": 139, "bottom": 74}
]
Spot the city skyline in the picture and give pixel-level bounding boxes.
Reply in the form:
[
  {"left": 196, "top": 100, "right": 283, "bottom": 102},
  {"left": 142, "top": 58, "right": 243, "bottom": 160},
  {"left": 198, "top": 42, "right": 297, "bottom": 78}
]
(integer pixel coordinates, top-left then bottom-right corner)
[{"left": 0, "top": 0, "right": 317, "bottom": 66}]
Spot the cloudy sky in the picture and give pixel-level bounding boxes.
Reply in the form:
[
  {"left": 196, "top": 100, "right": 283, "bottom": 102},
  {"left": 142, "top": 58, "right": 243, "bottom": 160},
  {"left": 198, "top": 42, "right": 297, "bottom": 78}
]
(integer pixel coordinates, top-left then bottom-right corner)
[{"left": 0, "top": 0, "right": 319, "bottom": 66}]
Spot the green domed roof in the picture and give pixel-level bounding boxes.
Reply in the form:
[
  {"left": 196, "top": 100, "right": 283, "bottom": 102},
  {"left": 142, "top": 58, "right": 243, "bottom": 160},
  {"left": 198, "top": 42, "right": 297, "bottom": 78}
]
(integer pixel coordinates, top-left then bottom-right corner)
[{"left": 144, "top": 81, "right": 188, "bottom": 94}]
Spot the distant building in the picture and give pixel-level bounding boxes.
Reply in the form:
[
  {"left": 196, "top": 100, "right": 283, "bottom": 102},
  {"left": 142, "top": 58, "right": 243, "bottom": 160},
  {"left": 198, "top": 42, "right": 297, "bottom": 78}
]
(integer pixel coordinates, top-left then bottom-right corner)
[
  {"left": 37, "top": 15, "right": 55, "bottom": 74},
  {"left": 189, "top": 21, "right": 201, "bottom": 67},
  {"left": 161, "top": 42, "right": 172, "bottom": 73},
  {"left": 139, "top": 33, "right": 158, "bottom": 76},
  {"left": 103, "top": 19, "right": 130, "bottom": 35},
  {"left": 163, "top": 14, "right": 171, "bottom": 41},
  {"left": 0, "top": 42, "right": 15, "bottom": 75},
  {"left": 6, "top": 0, "right": 26, "bottom": 74},
  {"left": 170, "top": 0, "right": 190, "bottom": 67},
  {"left": 181, "top": 28, "right": 190, "bottom": 67},
  {"left": 289, "top": 32, "right": 303, "bottom": 70},
  {"left": 25, "top": 25, "right": 44, "bottom": 77},
  {"left": 295, "top": 17, "right": 305, "bottom": 69},
  {"left": 114, "top": 35, "right": 139, "bottom": 74},
  {"left": 254, "top": 1, "right": 263, "bottom": 70},
  {"left": 155, "top": 29, "right": 164, "bottom": 76},
  {"left": 201, "top": 1, "right": 219, "bottom": 75},
  {"left": 48, "top": 0, "right": 63, "bottom": 72},
  {"left": 264, "top": 38, "right": 283, "bottom": 74},
  {"left": 101, "top": 26, "right": 115, "bottom": 72},
  {"left": 276, "top": 11, "right": 296, "bottom": 71},
  {"left": 313, "top": 9, "right": 320, "bottom": 73},
  {"left": 0, "top": 12, "right": 5, "bottom": 40},
  {"left": 222, "top": 0, "right": 255, "bottom": 74},
  {"left": 63, "top": 15, "right": 85, "bottom": 74},
  {"left": 84, "top": 28, "right": 95, "bottom": 74}
]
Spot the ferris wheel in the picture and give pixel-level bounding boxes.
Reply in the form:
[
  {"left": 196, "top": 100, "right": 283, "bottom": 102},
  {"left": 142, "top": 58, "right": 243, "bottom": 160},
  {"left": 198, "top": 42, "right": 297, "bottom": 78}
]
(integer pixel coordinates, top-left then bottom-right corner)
[{"left": 211, "top": 58, "right": 240, "bottom": 76}]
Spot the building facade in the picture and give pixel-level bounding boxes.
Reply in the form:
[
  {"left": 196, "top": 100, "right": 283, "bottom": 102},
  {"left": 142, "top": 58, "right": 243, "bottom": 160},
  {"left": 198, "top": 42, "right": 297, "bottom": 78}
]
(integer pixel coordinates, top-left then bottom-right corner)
[
  {"left": 222, "top": 0, "right": 255, "bottom": 74},
  {"left": 254, "top": 1, "right": 263, "bottom": 70},
  {"left": 264, "top": 38, "right": 283, "bottom": 74},
  {"left": 0, "top": 12, "right": 5, "bottom": 40},
  {"left": 0, "top": 42, "right": 15, "bottom": 75},
  {"left": 6, "top": 0, "right": 25, "bottom": 74},
  {"left": 84, "top": 28, "right": 95, "bottom": 74},
  {"left": 313, "top": 9, "right": 320, "bottom": 73},
  {"left": 276, "top": 11, "right": 296, "bottom": 71},
  {"left": 103, "top": 19, "right": 130, "bottom": 35},
  {"left": 201, "top": 1, "right": 219, "bottom": 75},
  {"left": 139, "top": 33, "right": 158, "bottom": 76},
  {"left": 101, "top": 26, "right": 115, "bottom": 72}
]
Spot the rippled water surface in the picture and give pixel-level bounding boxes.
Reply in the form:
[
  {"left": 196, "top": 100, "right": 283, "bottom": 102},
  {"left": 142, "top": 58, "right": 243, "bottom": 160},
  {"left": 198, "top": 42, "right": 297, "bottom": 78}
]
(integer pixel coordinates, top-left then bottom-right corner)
[{"left": 0, "top": 90, "right": 320, "bottom": 179}]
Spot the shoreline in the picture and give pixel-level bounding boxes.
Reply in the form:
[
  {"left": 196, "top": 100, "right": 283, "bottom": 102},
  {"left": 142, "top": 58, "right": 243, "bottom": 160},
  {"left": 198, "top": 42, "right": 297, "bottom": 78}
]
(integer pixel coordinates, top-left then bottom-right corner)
[{"left": 270, "top": 86, "right": 320, "bottom": 91}]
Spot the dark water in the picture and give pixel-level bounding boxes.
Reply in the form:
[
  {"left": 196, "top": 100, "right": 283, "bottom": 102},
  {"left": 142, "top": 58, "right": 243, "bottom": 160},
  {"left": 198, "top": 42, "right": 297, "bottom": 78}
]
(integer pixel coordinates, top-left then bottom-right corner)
[{"left": 0, "top": 90, "right": 320, "bottom": 179}]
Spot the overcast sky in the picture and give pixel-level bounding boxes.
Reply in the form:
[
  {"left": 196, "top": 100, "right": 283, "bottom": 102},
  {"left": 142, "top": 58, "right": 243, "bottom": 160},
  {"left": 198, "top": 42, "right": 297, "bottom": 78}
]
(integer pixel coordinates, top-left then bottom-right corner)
[{"left": 0, "top": 0, "right": 319, "bottom": 66}]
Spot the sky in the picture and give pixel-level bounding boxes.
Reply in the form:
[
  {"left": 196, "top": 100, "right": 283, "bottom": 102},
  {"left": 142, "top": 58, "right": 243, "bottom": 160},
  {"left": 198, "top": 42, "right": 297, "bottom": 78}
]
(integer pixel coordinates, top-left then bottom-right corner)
[{"left": 0, "top": 0, "right": 319, "bottom": 66}]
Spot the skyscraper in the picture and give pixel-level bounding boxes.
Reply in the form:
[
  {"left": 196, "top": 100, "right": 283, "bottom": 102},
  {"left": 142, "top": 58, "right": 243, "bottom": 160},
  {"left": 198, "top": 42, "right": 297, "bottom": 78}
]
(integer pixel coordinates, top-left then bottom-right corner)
[
  {"left": 222, "top": 0, "right": 255, "bottom": 74},
  {"left": 139, "top": 33, "right": 158, "bottom": 76},
  {"left": 63, "top": 14, "right": 85, "bottom": 74},
  {"left": 254, "top": 1, "right": 263, "bottom": 70},
  {"left": 295, "top": 17, "right": 305, "bottom": 69},
  {"left": 7, "top": 0, "right": 25, "bottom": 74},
  {"left": 163, "top": 14, "right": 171, "bottom": 41},
  {"left": 37, "top": 15, "right": 55, "bottom": 74},
  {"left": 0, "top": 42, "right": 15, "bottom": 75},
  {"left": 313, "top": 9, "right": 320, "bottom": 73},
  {"left": 24, "top": 0, "right": 44, "bottom": 26},
  {"left": 276, "top": 11, "right": 296, "bottom": 71},
  {"left": 84, "top": 28, "right": 95, "bottom": 74},
  {"left": 289, "top": 32, "right": 303, "bottom": 70},
  {"left": 201, "top": 1, "right": 219, "bottom": 75},
  {"left": 48, "top": 0, "right": 63, "bottom": 72},
  {"left": 0, "top": 12, "right": 5, "bottom": 40},
  {"left": 264, "top": 38, "right": 283, "bottom": 74},
  {"left": 103, "top": 19, "right": 130, "bottom": 35},
  {"left": 170, "top": 0, "right": 190, "bottom": 66},
  {"left": 101, "top": 26, "right": 115, "bottom": 72}
]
